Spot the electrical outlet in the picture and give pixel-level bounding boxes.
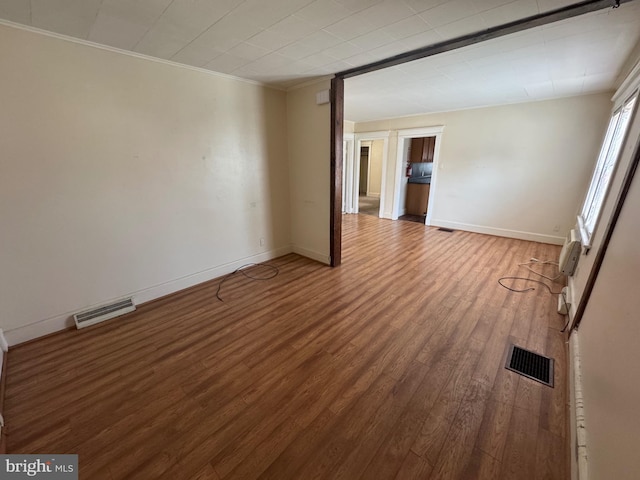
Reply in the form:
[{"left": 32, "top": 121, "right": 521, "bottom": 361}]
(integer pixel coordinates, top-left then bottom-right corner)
[{"left": 260, "top": 238, "right": 265, "bottom": 247}]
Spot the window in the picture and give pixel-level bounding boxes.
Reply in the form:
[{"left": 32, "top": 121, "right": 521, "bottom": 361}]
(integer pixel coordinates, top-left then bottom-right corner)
[{"left": 578, "top": 94, "right": 638, "bottom": 248}]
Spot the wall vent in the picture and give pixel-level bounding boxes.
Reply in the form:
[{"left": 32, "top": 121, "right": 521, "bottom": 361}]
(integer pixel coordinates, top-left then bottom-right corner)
[{"left": 73, "top": 298, "right": 135, "bottom": 329}]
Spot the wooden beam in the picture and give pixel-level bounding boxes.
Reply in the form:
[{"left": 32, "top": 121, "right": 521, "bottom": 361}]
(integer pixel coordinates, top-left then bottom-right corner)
[
  {"left": 336, "top": 0, "right": 631, "bottom": 79},
  {"left": 330, "top": 76, "right": 344, "bottom": 267}
]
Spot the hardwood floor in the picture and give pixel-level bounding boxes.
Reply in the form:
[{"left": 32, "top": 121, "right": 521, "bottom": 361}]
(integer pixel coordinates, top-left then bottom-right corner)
[{"left": 4, "top": 214, "right": 569, "bottom": 479}]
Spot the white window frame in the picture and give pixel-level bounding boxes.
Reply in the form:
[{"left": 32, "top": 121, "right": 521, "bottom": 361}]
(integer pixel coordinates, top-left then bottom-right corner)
[{"left": 578, "top": 92, "right": 638, "bottom": 249}]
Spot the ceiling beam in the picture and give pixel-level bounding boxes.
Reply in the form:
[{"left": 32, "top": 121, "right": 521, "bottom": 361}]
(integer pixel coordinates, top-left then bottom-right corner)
[{"left": 336, "top": 0, "right": 633, "bottom": 79}]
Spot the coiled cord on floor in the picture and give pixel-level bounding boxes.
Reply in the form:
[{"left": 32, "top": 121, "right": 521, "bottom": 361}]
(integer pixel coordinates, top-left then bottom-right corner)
[{"left": 216, "top": 263, "right": 279, "bottom": 302}]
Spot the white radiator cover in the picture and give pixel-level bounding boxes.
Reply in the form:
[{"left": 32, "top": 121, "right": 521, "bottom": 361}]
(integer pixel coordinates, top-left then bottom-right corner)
[{"left": 73, "top": 298, "right": 135, "bottom": 329}]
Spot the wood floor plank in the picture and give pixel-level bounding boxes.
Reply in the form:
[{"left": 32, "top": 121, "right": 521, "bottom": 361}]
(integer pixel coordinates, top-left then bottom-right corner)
[
  {"left": 4, "top": 214, "right": 567, "bottom": 480},
  {"left": 461, "top": 448, "right": 503, "bottom": 480},
  {"left": 499, "top": 405, "right": 540, "bottom": 480},
  {"left": 393, "top": 451, "right": 433, "bottom": 480}
]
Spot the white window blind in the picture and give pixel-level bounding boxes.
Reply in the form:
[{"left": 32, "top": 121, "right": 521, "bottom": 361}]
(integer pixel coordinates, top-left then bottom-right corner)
[{"left": 578, "top": 94, "right": 637, "bottom": 247}]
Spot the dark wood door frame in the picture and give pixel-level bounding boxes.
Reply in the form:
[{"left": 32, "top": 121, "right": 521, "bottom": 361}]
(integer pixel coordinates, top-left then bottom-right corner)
[
  {"left": 329, "top": 0, "right": 632, "bottom": 267},
  {"left": 330, "top": 76, "right": 344, "bottom": 267}
]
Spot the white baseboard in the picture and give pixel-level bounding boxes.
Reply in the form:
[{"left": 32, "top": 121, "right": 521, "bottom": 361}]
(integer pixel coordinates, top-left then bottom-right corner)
[
  {"left": 430, "top": 219, "right": 565, "bottom": 245},
  {"left": 291, "top": 245, "right": 331, "bottom": 265},
  {"left": 570, "top": 332, "right": 588, "bottom": 480},
  {"left": 3, "top": 245, "right": 293, "bottom": 346},
  {"left": 366, "top": 192, "right": 381, "bottom": 198}
]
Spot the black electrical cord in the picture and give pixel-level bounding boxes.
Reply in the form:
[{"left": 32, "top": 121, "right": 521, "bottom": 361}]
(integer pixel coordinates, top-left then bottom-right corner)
[
  {"left": 498, "top": 276, "right": 572, "bottom": 332},
  {"left": 216, "top": 263, "right": 279, "bottom": 302},
  {"left": 498, "top": 276, "right": 563, "bottom": 295}
]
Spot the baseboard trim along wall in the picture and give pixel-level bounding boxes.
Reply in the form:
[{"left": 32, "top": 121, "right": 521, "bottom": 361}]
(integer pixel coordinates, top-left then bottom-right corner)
[
  {"left": 4, "top": 246, "right": 293, "bottom": 346},
  {"left": 431, "top": 219, "right": 565, "bottom": 245},
  {"left": 570, "top": 332, "right": 588, "bottom": 480},
  {"left": 291, "top": 245, "right": 331, "bottom": 265}
]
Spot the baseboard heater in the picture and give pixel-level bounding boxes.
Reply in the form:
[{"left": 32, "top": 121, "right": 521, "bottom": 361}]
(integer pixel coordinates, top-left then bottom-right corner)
[{"left": 73, "top": 297, "right": 135, "bottom": 329}]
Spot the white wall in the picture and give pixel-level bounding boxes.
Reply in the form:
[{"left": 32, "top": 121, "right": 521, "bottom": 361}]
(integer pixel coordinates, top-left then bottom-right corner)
[
  {"left": 354, "top": 94, "right": 612, "bottom": 244},
  {"left": 287, "top": 79, "right": 332, "bottom": 264},
  {"left": 367, "top": 139, "right": 384, "bottom": 197},
  {"left": 568, "top": 59, "right": 640, "bottom": 480},
  {"left": 0, "top": 24, "right": 291, "bottom": 344},
  {"left": 573, "top": 139, "right": 640, "bottom": 480}
]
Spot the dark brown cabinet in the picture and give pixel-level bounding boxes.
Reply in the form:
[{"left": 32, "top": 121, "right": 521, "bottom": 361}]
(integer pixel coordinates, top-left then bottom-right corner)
[
  {"left": 409, "top": 137, "right": 435, "bottom": 163},
  {"left": 406, "top": 183, "right": 430, "bottom": 216}
]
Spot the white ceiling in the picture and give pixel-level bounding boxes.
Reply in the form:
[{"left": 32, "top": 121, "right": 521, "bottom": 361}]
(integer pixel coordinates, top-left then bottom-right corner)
[
  {"left": 0, "top": 0, "right": 639, "bottom": 121},
  {"left": 345, "top": 3, "right": 640, "bottom": 121}
]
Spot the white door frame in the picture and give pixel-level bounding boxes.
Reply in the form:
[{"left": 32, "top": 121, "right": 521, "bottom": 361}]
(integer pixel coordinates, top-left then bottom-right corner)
[
  {"left": 353, "top": 131, "right": 390, "bottom": 218},
  {"left": 394, "top": 126, "right": 444, "bottom": 224},
  {"left": 343, "top": 133, "right": 355, "bottom": 213}
]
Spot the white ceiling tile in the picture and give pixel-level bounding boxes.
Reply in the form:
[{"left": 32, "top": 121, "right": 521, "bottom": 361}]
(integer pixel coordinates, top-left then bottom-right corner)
[
  {"left": 31, "top": 0, "right": 102, "bottom": 39},
  {"left": 88, "top": 13, "right": 150, "bottom": 50},
  {"left": 435, "top": 14, "right": 487, "bottom": 41},
  {"left": 480, "top": 0, "right": 539, "bottom": 29},
  {"left": 243, "top": 52, "right": 295, "bottom": 73},
  {"left": 204, "top": 53, "right": 250, "bottom": 74},
  {"left": 168, "top": 16, "right": 263, "bottom": 66},
  {"left": 300, "top": 30, "right": 343, "bottom": 51},
  {"left": 335, "top": 0, "right": 385, "bottom": 14},
  {"left": 381, "top": 15, "right": 432, "bottom": 40},
  {"left": 276, "top": 41, "right": 321, "bottom": 60},
  {"left": 472, "top": 0, "right": 516, "bottom": 13},
  {"left": 582, "top": 72, "right": 616, "bottom": 92},
  {"left": 273, "top": 59, "right": 315, "bottom": 75},
  {"left": 223, "top": 0, "right": 316, "bottom": 30},
  {"left": 342, "top": 51, "right": 377, "bottom": 67},
  {"left": 465, "top": 50, "right": 509, "bottom": 69},
  {"left": 349, "top": 30, "right": 396, "bottom": 50},
  {"left": 420, "top": 0, "right": 479, "bottom": 29},
  {"left": 88, "top": 0, "right": 173, "bottom": 50},
  {"left": 320, "top": 59, "right": 354, "bottom": 72},
  {"left": 245, "top": 29, "right": 292, "bottom": 51},
  {"left": 226, "top": 42, "right": 271, "bottom": 62},
  {"left": 524, "top": 80, "right": 554, "bottom": 98},
  {"left": 536, "top": 0, "right": 577, "bottom": 14},
  {"left": 366, "top": 41, "right": 413, "bottom": 61},
  {"left": 357, "top": 0, "right": 416, "bottom": 29},
  {"left": 0, "top": 0, "right": 31, "bottom": 24},
  {"left": 323, "top": 14, "right": 375, "bottom": 40},
  {"left": 399, "top": 28, "right": 443, "bottom": 50},
  {"left": 269, "top": 15, "right": 318, "bottom": 42},
  {"left": 169, "top": 43, "right": 227, "bottom": 68},
  {"left": 294, "top": 0, "right": 353, "bottom": 29},
  {"left": 403, "top": 0, "right": 448, "bottom": 15},
  {"left": 553, "top": 77, "right": 585, "bottom": 96},
  {"left": 135, "top": 0, "right": 244, "bottom": 58},
  {"left": 301, "top": 51, "right": 340, "bottom": 68},
  {"left": 323, "top": 41, "right": 365, "bottom": 59}
]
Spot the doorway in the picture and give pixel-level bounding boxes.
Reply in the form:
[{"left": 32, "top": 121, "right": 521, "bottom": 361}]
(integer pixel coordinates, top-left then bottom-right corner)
[
  {"left": 401, "top": 136, "right": 435, "bottom": 223},
  {"left": 358, "top": 141, "right": 383, "bottom": 216},
  {"left": 343, "top": 131, "right": 389, "bottom": 218},
  {"left": 393, "top": 126, "right": 444, "bottom": 225}
]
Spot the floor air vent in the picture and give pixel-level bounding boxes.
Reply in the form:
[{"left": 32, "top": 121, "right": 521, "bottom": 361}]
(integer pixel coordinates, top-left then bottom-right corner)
[
  {"left": 505, "top": 344, "right": 554, "bottom": 387},
  {"left": 73, "top": 298, "right": 135, "bottom": 329},
  {"left": 437, "top": 227, "right": 454, "bottom": 233}
]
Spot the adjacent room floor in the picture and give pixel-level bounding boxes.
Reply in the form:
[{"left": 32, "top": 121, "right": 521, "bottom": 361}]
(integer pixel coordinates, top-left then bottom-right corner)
[
  {"left": 4, "top": 214, "right": 568, "bottom": 479},
  {"left": 358, "top": 194, "right": 380, "bottom": 216}
]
